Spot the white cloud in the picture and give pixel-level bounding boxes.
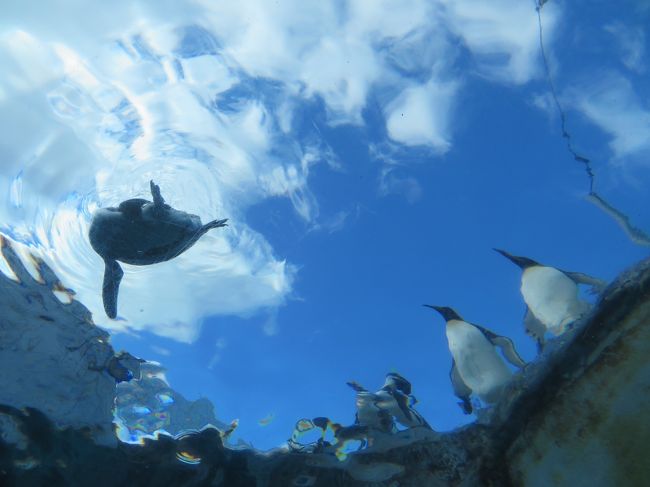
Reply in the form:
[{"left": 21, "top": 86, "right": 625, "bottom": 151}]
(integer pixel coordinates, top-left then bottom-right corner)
[
  {"left": 378, "top": 167, "right": 423, "bottom": 204},
  {"left": 207, "top": 338, "right": 227, "bottom": 369},
  {"left": 207, "top": 353, "right": 221, "bottom": 370},
  {"left": 0, "top": 30, "right": 63, "bottom": 90},
  {"left": 604, "top": 22, "right": 646, "bottom": 73},
  {"left": 195, "top": 0, "right": 381, "bottom": 124},
  {"left": 439, "top": 0, "right": 559, "bottom": 84},
  {"left": 196, "top": 0, "right": 550, "bottom": 125},
  {"left": 531, "top": 91, "right": 555, "bottom": 119},
  {"left": 385, "top": 80, "right": 458, "bottom": 151},
  {"left": 0, "top": 0, "right": 559, "bottom": 341},
  {"left": 262, "top": 311, "right": 280, "bottom": 337},
  {"left": 571, "top": 73, "right": 650, "bottom": 161},
  {"left": 310, "top": 210, "right": 351, "bottom": 234},
  {"left": 150, "top": 345, "right": 171, "bottom": 356}
]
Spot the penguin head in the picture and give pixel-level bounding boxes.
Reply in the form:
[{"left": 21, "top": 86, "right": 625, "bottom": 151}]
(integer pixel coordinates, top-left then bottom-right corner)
[
  {"left": 312, "top": 417, "right": 330, "bottom": 431},
  {"left": 423, "top": 305, "right": 463, "bottom": 322},
  {"left": 493, "top": 248, "right": 539, "bottom": 269},
  {"left": 384, "top": 372, "right": 412, "bottom": 395},
  {"left": 117, "top": 198, "right": 149, "bottom": 220}
]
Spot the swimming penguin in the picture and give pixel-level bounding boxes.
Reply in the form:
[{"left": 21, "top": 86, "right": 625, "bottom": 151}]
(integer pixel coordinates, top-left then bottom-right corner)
[
  {"left": 424, "top": 306, "right": 526, "bottom": 414},
  {"left": 493, "top": 249, "right": 607, "bottom": 349},
  {"left": 89, "top": 180, "right": 228, "bottom": 319},
  {"left": 347, "top": 372, "right": 430, "bottom": 430}
]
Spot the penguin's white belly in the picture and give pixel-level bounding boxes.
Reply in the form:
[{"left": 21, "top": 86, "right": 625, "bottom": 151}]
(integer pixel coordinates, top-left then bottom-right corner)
[
  {"left": 355, "top": 392, "right": 387, "bottom": 428},
  {"left": 522, "top": 267, "right": 589, "bottom": 334},
  {"left": 375, "top": 390, "right": 409, "bottom": 426},
  {"left": 446, "top": 321, "right": 511, "bottom": 403}
]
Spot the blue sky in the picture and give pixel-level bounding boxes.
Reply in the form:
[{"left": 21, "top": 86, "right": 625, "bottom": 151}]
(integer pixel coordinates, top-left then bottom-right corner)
[{"left": 1, "top": 0, "right": 649, "bottom": 450}]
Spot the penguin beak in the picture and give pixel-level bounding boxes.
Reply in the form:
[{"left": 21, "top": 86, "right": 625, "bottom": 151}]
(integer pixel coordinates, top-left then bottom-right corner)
[
  {"left": 423, "top": 305, "right": 460, "bottom": 322},
  {"left": 423, "top": 304, "right": 445, "bottom": 316},
  {"left": 493, "top": 248, "right": 522, "bottom": 267}
]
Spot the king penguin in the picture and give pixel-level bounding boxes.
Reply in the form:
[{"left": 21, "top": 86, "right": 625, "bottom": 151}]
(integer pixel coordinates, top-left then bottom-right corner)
[
  {"left": 424, "top": 305, "right": 526, "bottom": 414},
  {"left": 89, "top": 180, "right": 228, "bottom": 319},
  {"left": 494, "top": 249, "right": 607, "bottom": 350},
  {"left": 347, "top": 372, "right": 430, "bottom": 430}
]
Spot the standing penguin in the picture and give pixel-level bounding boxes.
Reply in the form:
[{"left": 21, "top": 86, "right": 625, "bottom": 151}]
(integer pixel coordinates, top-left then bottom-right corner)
[
  {"left": 424, "top": 306, "right": 526, "bottom": 414},
  {"left": 494, "top": 249, "right": 607, "bottom": 350},
  {"left": 347, "top": 372, "right": 430, "bottom": 430},
  {"left": 89, "top": 180, "right": 228, "bottom": 319}
]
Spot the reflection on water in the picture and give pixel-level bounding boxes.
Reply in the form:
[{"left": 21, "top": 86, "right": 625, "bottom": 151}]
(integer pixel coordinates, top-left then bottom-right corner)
[
  {"left": 0, "top": 18, "right": 295, "bottom": 342},
  {"left": 114, "top": 361, "right": 232, "bottom": 445},
  {"left": 1, "top": 0, "right": 649, "bottom": 484}
]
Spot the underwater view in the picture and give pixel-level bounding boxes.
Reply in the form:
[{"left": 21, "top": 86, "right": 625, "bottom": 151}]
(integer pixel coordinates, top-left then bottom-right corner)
[{"left": 1, "top": 0, "right": 649, "bottom": 485}]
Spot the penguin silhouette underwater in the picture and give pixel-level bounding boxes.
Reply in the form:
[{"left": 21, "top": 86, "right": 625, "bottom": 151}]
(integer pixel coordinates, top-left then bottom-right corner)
[{"left": 89, "top": 180, "right": 228, "bottom": 319}]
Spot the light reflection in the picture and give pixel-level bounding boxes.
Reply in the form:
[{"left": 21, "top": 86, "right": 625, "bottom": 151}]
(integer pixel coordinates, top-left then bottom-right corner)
[
  {"left": 156, "top": 393, "right": 174, "bottom": 406},
  {"left": 257, "top": 412, "right": 275, "bottom": 427},
  {"left": 9, "top": 170, "right": 23, "bottom": 209},
  {"left": 131, "top": 406, "right": 152, "bottom": 415},
  {"left": 0, "top": 237, "right": 19, "bottom": 282},
  {"left": 0, "top": 17, "right": 295, "bottom": 342},
  {"left": 288, "top": 417, "right": 361, "bottom": 461},
  {"left": 176, "top": 450, "right": 201, "bottom": 465}
]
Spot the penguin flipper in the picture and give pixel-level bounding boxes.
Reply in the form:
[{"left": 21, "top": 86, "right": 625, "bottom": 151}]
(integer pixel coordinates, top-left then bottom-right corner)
[
  {"left": 450, "top": 360, "right": 473, "bottom": 415},
  {"left": 102, "top": 259, "right": 124, "bottom": 319},
  {"left": 149, "top": 180, "right": 166, "bottom": 207},
  {"left": 563, "top": 271, "right": 607, "bottom": 294},
  {"left": 475, "top": 324, "right": 527, "bottom": 369},
  {"left": 492, "top": 335, "right": 527, "bottom": 369},
  {"left": 393, "top": 391, "right": 431, "bottom": 428},
  {"left": 409, "top": 409, "right": 431, "bottom": 429},
  {"left": 346, "top": 381, "right": 369, "bottom": 393},
  {"left": 524, "top": 307, "right": 546, "bottom": 353},
  {"left": 393, "top": 390, "right": 414, "bottom": 422},
  {"left": 203, "top": 218, "right": 229, "bottom": 231}
]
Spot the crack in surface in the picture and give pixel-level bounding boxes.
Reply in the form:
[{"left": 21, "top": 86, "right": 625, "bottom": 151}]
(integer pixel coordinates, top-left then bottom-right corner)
[{"left": 534, "top": 0, "right": 650, "bottom": 246}]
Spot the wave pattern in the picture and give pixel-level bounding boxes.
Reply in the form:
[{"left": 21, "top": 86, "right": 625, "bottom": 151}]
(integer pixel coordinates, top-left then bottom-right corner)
[{"left": 0, "top": 23, "right": 302, "bottom": 341}]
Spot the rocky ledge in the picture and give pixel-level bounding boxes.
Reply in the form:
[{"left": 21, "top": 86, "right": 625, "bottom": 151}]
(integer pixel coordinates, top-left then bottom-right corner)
[{"left": 0, "top": 234, "right": 648, "bottom": 486}]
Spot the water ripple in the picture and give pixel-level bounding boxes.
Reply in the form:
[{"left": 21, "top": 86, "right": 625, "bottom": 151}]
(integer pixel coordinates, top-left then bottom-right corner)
[{"left": 0, "top": 21, "right": 300, "bottom": 341}]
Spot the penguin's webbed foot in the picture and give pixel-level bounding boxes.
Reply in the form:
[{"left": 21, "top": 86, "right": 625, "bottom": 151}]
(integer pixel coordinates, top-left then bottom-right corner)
[
  {"left": 205, "top": 218, "right": 229, "bottom": 230},
  {"left": 458, "top": 399, "right": 473, "bottom": 415},
  {"left": 150, "top": 180, "right": 166, "bottom": 207}
]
